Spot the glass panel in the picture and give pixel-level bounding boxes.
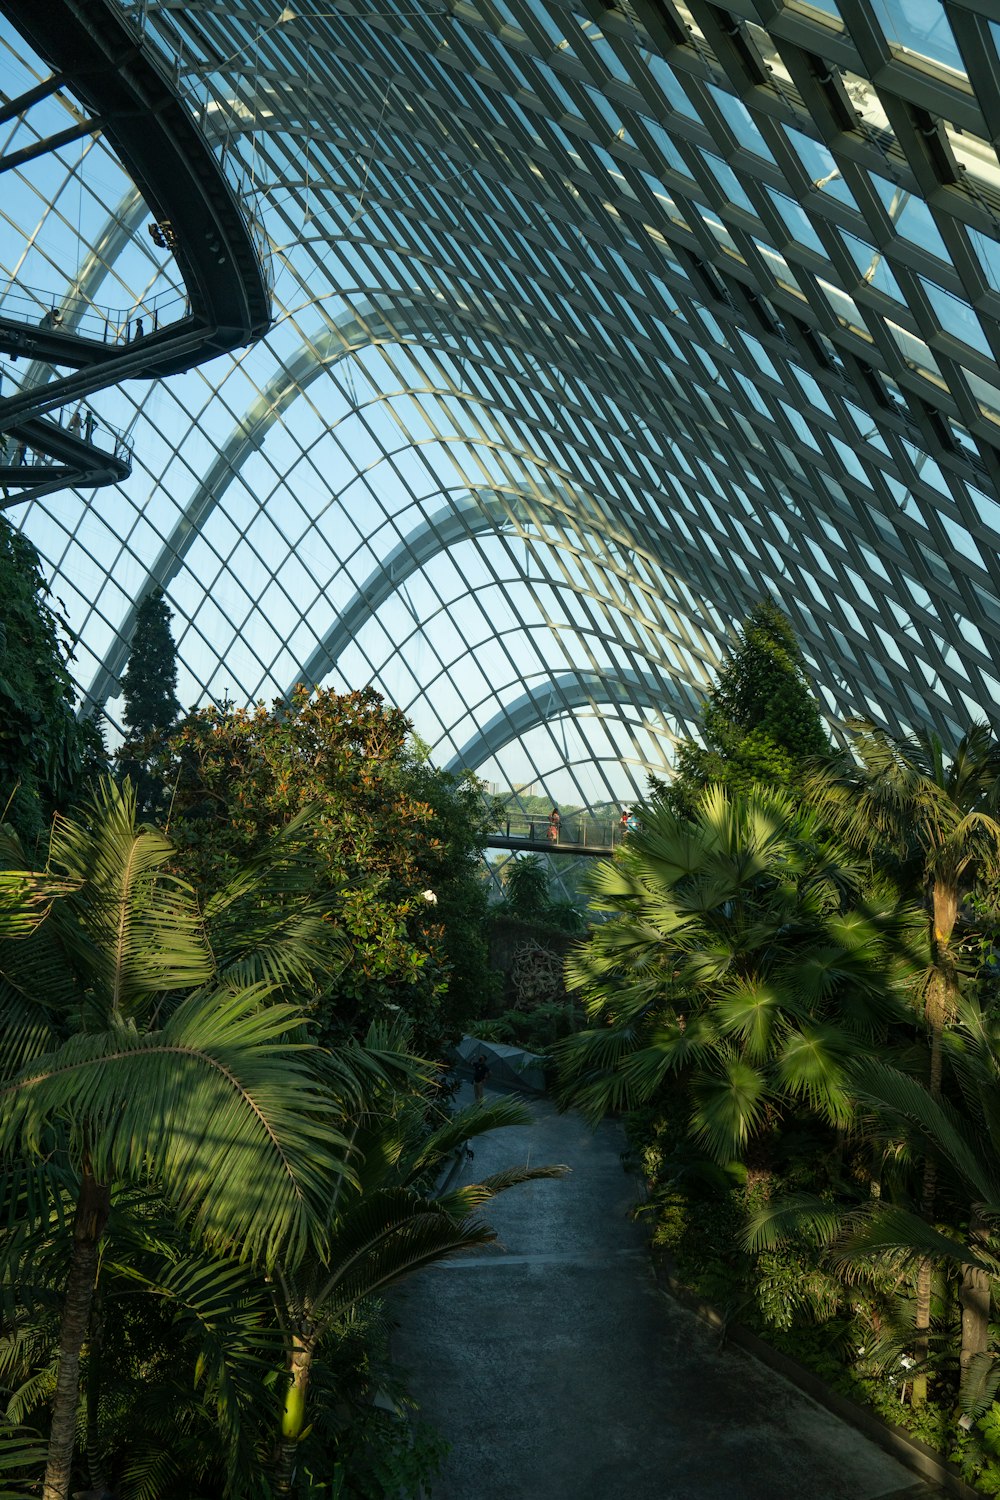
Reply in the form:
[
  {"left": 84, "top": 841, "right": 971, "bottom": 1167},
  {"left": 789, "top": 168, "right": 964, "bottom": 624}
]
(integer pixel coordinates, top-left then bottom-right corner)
[
  {"left": 702, "top": 153, "right": 756, "bottom": 213},
  {"left": 920, "top": 278, "right": 993, "bottom": 355},
  {"left": 838, "top": 230, "right": 907, "bottom": 302},
  {"left": 869, "top": 0, "right": 965, "bottom": 74},
  {"left": 707, "top": 87, "right": 776, "bottom": 162},
  {"left": 781, "top": 126, "right": 859, "bottom": 210},
  {"left": 767, "top": 188, "right": 827, "bottom": 254},
  {"left": 869, "top": 177, "right": 952, "bottom": 265},
  {"left": 968, "top": 227, "right": 1000, "bottom": 293}
]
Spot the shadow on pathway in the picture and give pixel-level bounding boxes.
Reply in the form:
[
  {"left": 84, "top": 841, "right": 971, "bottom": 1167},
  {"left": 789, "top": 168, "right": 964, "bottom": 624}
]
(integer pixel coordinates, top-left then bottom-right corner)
[{"left": 393, "top": 1091, "right": 939, "bottom": 1500}]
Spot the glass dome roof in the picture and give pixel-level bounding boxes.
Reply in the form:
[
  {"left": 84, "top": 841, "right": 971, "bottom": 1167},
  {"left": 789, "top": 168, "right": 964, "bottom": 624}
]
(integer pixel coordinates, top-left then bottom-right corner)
[{"left": 4, "top": 0, "right": 1000, "bottom": 806}]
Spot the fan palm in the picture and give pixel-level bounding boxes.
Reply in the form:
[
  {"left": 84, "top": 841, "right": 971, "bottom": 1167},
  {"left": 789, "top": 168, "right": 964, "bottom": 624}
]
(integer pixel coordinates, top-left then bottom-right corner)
[
  {"left": 556, "top": 785, "right": 905, "bottom": 1163},
  {"left": 805, "top": 719, "right": 1000, "bottom": 1398},
  {"left": 0, "top": 778, "right": 356, "bottom": 1500}
]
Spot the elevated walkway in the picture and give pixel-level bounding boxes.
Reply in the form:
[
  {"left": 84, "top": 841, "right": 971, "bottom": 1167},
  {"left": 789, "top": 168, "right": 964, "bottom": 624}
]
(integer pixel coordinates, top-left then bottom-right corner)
[
  {"left": 0, "top": 404, "right": 132, "bottom": 505},
  {"left": 0, "top": 0, "right": 271, "bottom": 488},
  {"left": 486, "top": 811, "right": 622, "bottom": 858}
]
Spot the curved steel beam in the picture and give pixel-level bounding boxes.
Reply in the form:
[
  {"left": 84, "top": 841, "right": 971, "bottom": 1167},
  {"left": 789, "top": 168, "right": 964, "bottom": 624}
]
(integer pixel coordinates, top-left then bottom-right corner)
[
  {"left": 284, "top": 482, "right": 697, "bottom": 698},
  {"left": 79, "top": 300, "right": 516, "bottom": 711},
  {"left": 286, "top": 488, "right": 534, "bottom": 695},
  {"left": 81, "top": 299, "right": 730, "bottom": 714},
  {"left": 446, "top": 670, "right": 692, "bottom": 775}
]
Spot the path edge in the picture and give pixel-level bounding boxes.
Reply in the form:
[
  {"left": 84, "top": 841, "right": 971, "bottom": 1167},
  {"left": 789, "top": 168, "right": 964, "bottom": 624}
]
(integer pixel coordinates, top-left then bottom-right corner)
[{"left": 650, "top": 1255, "right": 980, "bottom": 1499}]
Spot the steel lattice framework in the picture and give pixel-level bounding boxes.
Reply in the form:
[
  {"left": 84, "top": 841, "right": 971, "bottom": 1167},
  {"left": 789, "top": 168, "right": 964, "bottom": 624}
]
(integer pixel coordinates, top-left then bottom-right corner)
[{"left": 3, "top": 0, "right": 1000, "bottom": 805}]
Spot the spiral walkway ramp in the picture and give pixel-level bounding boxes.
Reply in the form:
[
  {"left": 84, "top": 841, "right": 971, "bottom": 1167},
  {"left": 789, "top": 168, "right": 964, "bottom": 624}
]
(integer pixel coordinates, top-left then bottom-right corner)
[{"left": 2, "top": 0, "right": 1000, "bottom": 803}]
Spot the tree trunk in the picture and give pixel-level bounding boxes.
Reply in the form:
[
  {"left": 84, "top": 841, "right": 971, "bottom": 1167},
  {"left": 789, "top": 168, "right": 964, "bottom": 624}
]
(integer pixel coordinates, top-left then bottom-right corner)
[
  {"left": 959, "top": 1208, "right": 992, "bottom": 1405},
  {"left": 84, "top": 1279, "right": 107, "bottom": 1494},
  {"left": 272, "top": 1332, "right": 315, "bottom": 1498},
  {"left": 910, "top": 886, "right": 959, "bottom": 1407},
  {"left": 42, "top": 1162, "right": 111, "bottom": 1500}
]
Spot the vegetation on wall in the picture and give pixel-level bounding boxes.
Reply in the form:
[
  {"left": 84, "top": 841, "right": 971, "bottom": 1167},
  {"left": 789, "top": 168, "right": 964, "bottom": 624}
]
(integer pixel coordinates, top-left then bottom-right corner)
[{"left": 0, "top": 516, "right": 104, "bottom": 846}]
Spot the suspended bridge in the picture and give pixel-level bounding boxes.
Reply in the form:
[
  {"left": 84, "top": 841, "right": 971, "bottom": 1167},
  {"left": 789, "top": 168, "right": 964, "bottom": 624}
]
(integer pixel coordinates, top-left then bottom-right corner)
[{"left": 484, "top": 812, "right": 626, "bottom": 858}]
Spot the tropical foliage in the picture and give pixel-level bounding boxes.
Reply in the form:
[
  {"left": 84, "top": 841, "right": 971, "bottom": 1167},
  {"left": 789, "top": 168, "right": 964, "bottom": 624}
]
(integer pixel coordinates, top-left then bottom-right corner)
[
  {"left": 560, "top": 694, "right": 1000, "bottom": 1487},
  {"left": 806, "top": 719, "right": 1000, "bottom": 1401},
  {"left": 0, "top": 778, "right": 353, "bottom": 1499},
  {"left": 557, "top": 785, "right": 906, "bottom": 1160},
  {"left": 148, "top": 685, "right": 495, "bottom": 1053},
  {"left": 0, "top": 516, "right": 104, "bottom": 846},
  {"left": 0, "top": 778, "right": 563, "bottom": 1499}
]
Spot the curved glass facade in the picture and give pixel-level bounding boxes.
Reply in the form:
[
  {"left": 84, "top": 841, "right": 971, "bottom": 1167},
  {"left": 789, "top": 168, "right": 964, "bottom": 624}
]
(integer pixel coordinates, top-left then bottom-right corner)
[{"left": 4, "top": 0, "right": 1000, "bottom": 804}]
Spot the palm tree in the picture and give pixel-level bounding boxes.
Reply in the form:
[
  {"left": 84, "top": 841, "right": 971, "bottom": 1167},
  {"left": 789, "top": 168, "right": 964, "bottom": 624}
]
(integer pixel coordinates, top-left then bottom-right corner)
[
  {"left": 806, "top": 719, "right": 1000, "bottom": 1399},
  {"left": 749, "top": 992, "right": 1000, "bottom": 1409},
  {"left": 0, "top": 778, "right": 356, "bottom": 1500},
  {"left": 268, "top": 1081, "right": 567, "bottom": 1495},
  {"left": 556, "top": 785, "right": 904, "bottom": 1163}
]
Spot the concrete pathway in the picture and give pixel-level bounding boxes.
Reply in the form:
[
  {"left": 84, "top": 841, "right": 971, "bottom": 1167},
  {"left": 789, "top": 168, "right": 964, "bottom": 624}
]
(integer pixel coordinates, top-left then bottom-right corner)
[{"left": 393, "top": 1092, "right": 939, "bottom": 1500}]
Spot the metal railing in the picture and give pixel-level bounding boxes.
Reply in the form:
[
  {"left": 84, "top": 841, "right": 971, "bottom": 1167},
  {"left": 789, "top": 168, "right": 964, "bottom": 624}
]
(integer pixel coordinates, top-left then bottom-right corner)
[
  {"left": 0, "top": 279, "right": 186, "bottom": 345},
  {"left": 492, "top": 812, "right": 629, "bottom": 850},
  {"left": 1, "top": 400, "right": 133, "bottom": 468}
]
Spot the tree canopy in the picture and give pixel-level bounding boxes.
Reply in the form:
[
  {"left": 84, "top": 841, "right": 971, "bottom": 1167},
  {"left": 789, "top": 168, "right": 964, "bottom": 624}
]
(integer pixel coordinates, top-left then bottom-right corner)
[
  {"left": 662, "top": 600, "right": 829, "bottom": 812},
  {"left": 152, "top": 685, "right": 494, "bottom": 1052},
  {"left": 121, "top": 587, "right": 181, "bottom": 740}
]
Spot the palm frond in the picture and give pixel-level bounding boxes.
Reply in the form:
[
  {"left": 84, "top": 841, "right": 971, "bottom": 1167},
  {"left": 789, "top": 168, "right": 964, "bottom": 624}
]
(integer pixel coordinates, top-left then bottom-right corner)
[
  {"left": 714, "top": 977, "right": 784, "bottom": 1060},
  {"left": 0, "top": 985, "right": 356, "bottom": 1269},
  {"left": 435, "top": 1162, "right": 569, "bottom": 1217},
  {"left": 405, "top": 1096, "right": 532, "bottom": 1178},
  {"left": 45, "top": 779, "right": 213, "bottom": 1021},
  {"left": 316, "top": 1190, "right": 496, "bottom": 1325},
  {"left": 689, "top": 1054, "right": 769, "bottom": 1161},
  {"left": 745, "top": 1192, "right": 845, "bottom": 1253},
  {"left": 0, "top": 1424, "right": 46, "bottom": 1498},
  {"left": 835, "top": 1204, "right": 996, "bottom": 1277},
  {"left": 959, "top": 1351, "right": 1000, "bottom": 1417},
  {"left": 850, "top": 1058, "right": 996, "bottom": 1203},
  {"left": 0, "top": 870, "right": 78, "bottom": 938},
  {"left": 775, "top": 1025, "right": 854, "bottom": 1126},
  {"left": 214, "top": 910, "right": 345, "bottom": 995},
  {"left": 0, "top": 981, "right": 60, "bottom": 1080}
]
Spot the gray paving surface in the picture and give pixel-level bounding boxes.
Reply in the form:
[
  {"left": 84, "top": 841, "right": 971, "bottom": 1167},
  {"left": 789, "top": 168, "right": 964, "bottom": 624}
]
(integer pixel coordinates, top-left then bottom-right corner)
[{"left": 393, "top": 1091, "right": 936, "bottom": 1500}]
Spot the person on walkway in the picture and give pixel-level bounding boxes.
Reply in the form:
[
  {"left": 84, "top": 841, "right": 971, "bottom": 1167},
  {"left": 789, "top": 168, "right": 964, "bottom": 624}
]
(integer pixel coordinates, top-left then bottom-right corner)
[
  {"left": 472, "top": 1054, "right": 490, "bottom": 1103},
  {"left": 548, "top": 808, "right": 561, "bottom": 842}
]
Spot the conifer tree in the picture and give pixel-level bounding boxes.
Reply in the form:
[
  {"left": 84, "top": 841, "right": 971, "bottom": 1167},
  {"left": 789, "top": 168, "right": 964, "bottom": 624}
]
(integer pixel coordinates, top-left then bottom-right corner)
[
  {"left": 661, "top": 599, "right": 829, "bottom": 812},
  {"left": 119, "top": 588, "right": 180, "bottom": 811}
]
